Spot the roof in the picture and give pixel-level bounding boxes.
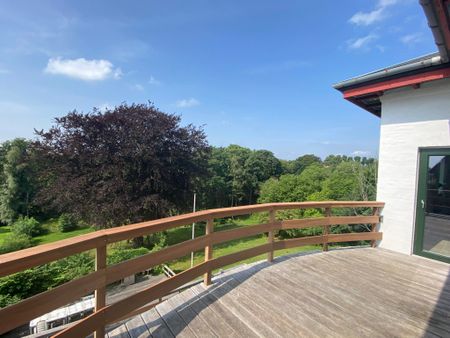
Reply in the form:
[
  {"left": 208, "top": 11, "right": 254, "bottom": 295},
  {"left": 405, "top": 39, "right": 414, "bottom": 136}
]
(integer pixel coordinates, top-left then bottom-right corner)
[
  {"left": 333, "top": 53, "right": 443, "bottom": 90},
  {"left": 334, "top": 0, "right": 450, "bottom": 117}
]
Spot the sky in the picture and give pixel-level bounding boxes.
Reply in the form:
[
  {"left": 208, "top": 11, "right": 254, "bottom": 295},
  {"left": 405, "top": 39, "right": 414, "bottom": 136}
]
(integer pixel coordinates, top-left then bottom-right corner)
[{"left": 0, "top": 0, "right": 438, "bottom": 160}]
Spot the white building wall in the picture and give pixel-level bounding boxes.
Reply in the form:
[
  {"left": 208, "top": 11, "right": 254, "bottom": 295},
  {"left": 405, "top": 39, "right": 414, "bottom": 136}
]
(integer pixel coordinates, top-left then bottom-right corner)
[{"left": 377, "top": 78, "right": 450, "bottom": 254}]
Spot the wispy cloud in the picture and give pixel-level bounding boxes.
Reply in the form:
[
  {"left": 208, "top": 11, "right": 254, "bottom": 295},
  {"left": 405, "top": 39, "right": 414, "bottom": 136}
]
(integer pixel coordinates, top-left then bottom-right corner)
[
  {"left": 352, "top": 150, "right": 371, "bottom": 156},
  {"left": 175, "top": 98, "right": 200, "bottom": 108},
  {"left": 400, "top": 33, "right": 423, "bottom": 45},
  {"left": 347, "top": 34, "right": 378, "bottom": 50},
  {"left": 0, "top": 68, "right": 9, "bottom": 74},
  {"left": 349, "top": 0, "right": 400, "bottom": 26},
  {"left": 44, "top": 57, "right": 122, "bottom": 81},
  {"left": 148, "top": 76, "right": 161, "bottom": 85},
  {"left": 133, "top": 84, "right": 144, "bottom": 91}
]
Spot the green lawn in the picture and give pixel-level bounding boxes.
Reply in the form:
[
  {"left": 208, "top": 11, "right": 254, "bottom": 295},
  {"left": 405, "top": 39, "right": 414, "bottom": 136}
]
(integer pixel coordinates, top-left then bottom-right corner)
[
  {"left": 0, "top": 219, "right": 94, "bottom": 246},
  {"left": 165, "top": 215, "right": 322, "bottom": 272},
  {"left": 0, "top": 225, "right": 11, "bottom": 244},
  {"left": 0, "top": 215, "right": 327, "bottom": 274}
]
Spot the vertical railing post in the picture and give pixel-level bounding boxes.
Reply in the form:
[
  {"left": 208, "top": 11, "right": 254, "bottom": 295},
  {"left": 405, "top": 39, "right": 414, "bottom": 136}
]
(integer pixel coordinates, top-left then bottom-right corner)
[
  {"left": 267, "top": 209, "right": 275, "bottom": 262},
  {"left": 371, "top": 207, "right": 381, "bottom": 248},
  {"left": 94, "top": 242, "right": 107, "bottom": 338},
  {"left": 203, "top": 218, "right": 214, "bottom": 286},
  {"left": 323, "top": 207, "right": 331, "bottom": 252}
]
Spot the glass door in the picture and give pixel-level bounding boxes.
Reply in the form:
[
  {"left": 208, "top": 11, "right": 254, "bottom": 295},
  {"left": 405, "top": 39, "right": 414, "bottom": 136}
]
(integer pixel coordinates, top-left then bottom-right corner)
[{"left": 414, "top": 148, "right": 450, "bottom": 263}]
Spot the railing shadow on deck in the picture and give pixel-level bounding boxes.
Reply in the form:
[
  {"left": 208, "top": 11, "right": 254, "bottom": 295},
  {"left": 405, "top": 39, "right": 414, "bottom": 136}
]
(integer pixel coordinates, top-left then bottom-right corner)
[
  {"left": 0, "top": 201, "right": 384, "bottom": 338},
  {"left": 423, "top": 262, "right": 450, "bottom": 337},
  {"left": 147, "top": 250, "right": 317, "bottom": 338}
]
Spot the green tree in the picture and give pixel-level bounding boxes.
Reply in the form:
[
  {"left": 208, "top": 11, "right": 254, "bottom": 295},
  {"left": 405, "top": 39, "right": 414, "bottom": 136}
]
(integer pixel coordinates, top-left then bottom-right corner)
[
  {"left": 0, "top": 139, "right": 37, "bottom": 224},
  {"left": 291, "top": 154, "right": 322, "bottom": 174},
  {"left": 244, "top": 150, "right": 282, "bottom": 204},
  {"left": 34, "top": 103, "right": 210, "bottom": 228}
]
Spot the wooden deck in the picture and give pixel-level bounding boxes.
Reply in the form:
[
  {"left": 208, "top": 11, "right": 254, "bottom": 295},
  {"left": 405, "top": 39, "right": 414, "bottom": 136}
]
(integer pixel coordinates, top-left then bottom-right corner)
[{"left": 107, "top": 248, "right": 450, "bottom": 338}]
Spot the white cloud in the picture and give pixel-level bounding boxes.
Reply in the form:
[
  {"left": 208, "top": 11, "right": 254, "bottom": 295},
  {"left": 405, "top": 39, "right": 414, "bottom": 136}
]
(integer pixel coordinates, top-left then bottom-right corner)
[
  {"left": 349, "top": 8, "right": 385, "bottom": 26},
  {"left": 175, "top": 98, "right": 200, "bottom": 108},
  {"left": 0, "top": 68, "right": 9, "bottom": 74},
  {"left": 133, "top": 84, "right": 144, "bottom": 91},
  {"left": 44, "top": 57, "right": 122, "bottom": 81},
  {"left": 148, "top": 76, "right": 161, "bottom": 85},
  {"left": 352, "top": 150, "right": 371, "bottom": 156},
  {"left": 349, "top": 0, "right": 400, "bottom": 26},
  {"left": 401, "top": 33, "right": 423, "bottom": 45},
  {"left": 347, "top": 34, "right": 378, "bottom": 50}
]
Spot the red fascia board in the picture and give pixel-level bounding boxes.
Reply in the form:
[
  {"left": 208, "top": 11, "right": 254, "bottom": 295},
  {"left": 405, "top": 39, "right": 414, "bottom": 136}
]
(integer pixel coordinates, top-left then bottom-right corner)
[
  {"left": 343, "top": 67, "right": 450, "bottom": 99},
  {"left": 434, "top": 0, "right": 450, "bottom": 51}
]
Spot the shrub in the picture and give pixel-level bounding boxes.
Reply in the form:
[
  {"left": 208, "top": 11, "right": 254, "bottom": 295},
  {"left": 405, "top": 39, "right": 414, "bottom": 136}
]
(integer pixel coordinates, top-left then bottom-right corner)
[
  {"left": 0, "top": 234, "right": 33, "bottom": 254},
  {"left": 49, "top": 253, "right": 94, "bottom": 284},
  {"left": 0, "top": 294, "right": 21, "bottom": 308},
  {"left": 107, "top": 247, "right": 150, "bottom": 266},
  {"left": 10, "top": 216, "right": 43, "bottom": 237},
  {"left": 58, "top": 214, "right": 78, "bottom": 232},
  {"left": 0, "top": 267, "right": 54, "bottom": 301}
]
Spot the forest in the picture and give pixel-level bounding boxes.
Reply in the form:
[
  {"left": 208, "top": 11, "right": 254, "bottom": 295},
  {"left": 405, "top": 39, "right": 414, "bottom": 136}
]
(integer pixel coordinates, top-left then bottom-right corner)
[{"left": 0, "top": 103, "right": 377, "bottom": 307}]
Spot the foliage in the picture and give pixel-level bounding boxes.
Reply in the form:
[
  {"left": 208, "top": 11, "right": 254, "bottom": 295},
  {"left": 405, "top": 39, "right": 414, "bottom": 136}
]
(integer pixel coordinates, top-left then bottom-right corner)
[
  {"left": 258, "top": 159, "right": 378, "bottom": 238},
  {"left": 49, "top": 253, "right": 94, "bottom": 284},
  {"left": 0, "top": 294, "right": 21, "bottom": 308},
  {"left": 0, "top": 253, "right": 95, "bottom": 307},
  {"left": 200, "top": 145, "right": 282, "bottom": 208},
  {"left": 34, "top": 103, "right": 210, "bottom": 228},
  {"left": 107, "top": 247, "right": 150, "bottom": 265},
  {"left": 291, "top": 154, "right": 322, "bottom": 174},
  {"left": 10, "top": 216, "right": 43, "bottom": 237},
  {"left": 58, "top": 213, "right": 78, "bottom": 232},
  {"left": 143, "top": 231, "right": 168, "bottom": 251},
  {"left": 0, "top": 267, "right": 54, "bottom": 301},
  {"left": 0, "top": 139, "right": 38, "bottom": 224},
  {"left": 0, "top": 234, "right": 33, "bottom": 254}
]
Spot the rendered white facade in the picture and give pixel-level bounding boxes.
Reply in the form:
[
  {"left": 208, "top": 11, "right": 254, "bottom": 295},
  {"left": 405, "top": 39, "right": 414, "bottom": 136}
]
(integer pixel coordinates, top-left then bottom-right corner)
[{"left": 377, "top": 78, "right": 450, "bottom": 254}]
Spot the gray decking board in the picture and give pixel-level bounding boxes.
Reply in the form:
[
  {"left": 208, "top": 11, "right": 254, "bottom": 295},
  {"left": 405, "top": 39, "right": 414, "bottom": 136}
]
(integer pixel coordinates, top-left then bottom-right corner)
[
  {"left": 108, "top": 248, "right": 450, "bottom": 338},
  {"left": 140, "top": 308, "right": 174, "bottom": 338}
]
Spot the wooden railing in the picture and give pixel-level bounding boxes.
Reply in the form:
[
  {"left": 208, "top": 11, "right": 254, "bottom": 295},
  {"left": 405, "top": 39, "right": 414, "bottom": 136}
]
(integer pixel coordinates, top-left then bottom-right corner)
[{"left": 0, "top": 201, "right": 384, "bottom": 338}]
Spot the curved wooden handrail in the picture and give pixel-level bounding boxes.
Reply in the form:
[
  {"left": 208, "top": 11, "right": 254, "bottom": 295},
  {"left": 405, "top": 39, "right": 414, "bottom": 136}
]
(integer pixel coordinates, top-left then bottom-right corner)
[{"left": 0, "top": 201, "right": 384, "bottom": 337}]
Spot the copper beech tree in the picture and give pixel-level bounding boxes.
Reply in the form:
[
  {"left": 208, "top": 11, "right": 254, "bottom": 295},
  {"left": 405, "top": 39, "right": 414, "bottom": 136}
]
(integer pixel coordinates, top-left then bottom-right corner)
[{"left": 34, "top": 103, "right": 210, "bottom": 229}]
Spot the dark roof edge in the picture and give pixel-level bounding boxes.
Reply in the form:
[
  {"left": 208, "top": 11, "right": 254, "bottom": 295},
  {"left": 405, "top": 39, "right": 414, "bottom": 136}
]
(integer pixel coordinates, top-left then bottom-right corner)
[
  {"left": 333, "top": 53, "right": 443, "bottom": 90},
  {"left": 420, "top": 0, "right": 450, "bottom": 62}
]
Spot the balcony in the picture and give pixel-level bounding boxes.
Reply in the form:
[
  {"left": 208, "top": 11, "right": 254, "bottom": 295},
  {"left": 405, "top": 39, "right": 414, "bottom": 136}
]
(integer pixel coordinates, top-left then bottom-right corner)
[{"left": 0, "top": 201, "right": 449, "bottom": 337}]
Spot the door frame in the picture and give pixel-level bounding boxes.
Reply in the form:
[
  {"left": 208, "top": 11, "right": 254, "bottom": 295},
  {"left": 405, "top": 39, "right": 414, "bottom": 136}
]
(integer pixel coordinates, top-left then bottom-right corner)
[{"left": 413, "top": 147, "right": 450, "bottom": 263}]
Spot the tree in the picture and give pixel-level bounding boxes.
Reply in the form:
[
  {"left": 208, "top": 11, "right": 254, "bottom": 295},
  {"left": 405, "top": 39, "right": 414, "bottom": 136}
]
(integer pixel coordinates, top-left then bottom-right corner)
[
  {"left": 291, "top": 154, "right": 322, "bottom": 174},
  {"left": 34, "top": 103, "right": 210, "bottom": 228},
  {"left": 244, "top": 150, "right": 282, "bottom": 204},
  {"left": 0, "top": 139, "right": 37, "bottom": 224}
]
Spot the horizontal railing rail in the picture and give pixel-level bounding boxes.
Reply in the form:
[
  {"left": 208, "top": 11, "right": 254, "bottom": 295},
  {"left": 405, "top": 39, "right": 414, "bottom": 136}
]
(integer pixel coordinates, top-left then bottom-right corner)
[{"left": 0, "top": 201, "right": 384, "bottom": 337}]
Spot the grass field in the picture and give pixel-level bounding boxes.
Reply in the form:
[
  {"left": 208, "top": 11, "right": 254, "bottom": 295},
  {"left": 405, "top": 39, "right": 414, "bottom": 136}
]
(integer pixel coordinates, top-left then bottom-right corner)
[
  {"left": 0, "top": 215, "right": 324, "bottom": 274},
  {"left": 0, "top": 218, "right": 94, "bottom": 246},
  {"left": 164, "top": 215, "right": 322, "bottom": 272}
]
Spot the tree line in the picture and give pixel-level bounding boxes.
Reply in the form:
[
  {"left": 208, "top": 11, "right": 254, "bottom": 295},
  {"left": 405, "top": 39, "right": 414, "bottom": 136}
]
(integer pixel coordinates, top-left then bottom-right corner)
[
  {"left": 0, "top": 103, "right": 378, "bottom": 308},
  {"left": 0, "top": 103, "right": 377, "bottom": 245}
]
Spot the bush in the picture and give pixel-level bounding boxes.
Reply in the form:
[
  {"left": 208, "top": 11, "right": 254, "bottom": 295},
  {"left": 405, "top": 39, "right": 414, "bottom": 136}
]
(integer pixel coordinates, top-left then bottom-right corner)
[
  {"left": 49, "top": 253, "right": 94, "bottom": 284},
  {"left": 0, "top": 267, "right": 54, "bottom": 301},
  {"left": 107, "top": 247, "right": 150, "bottom": 265},
  {"left": 58, "top": 214, "right": 78, "bottom": 232},
  {"left": 10, "top": 216, "right": 43, "bottom": 237},
  {"left": 0, "top": 294, "right": 22, "bottom": 308},
  {"left": 0, "top": 234, "right": 33, "bottom": 254}
]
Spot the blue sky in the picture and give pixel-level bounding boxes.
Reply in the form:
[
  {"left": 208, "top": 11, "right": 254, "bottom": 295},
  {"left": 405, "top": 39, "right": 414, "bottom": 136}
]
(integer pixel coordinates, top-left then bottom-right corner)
[{"left": 0, "top": 0, "right": 437, "bottom": 159}]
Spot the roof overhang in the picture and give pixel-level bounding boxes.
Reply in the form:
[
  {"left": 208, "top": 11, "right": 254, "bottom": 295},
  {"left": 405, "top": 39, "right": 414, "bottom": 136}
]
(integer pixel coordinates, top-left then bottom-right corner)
[
  {"left": 333, "top": 0, "right": 450, "bottom": 117},
  {"left": 421, "top": 0, "right": 450, "bottom": 62}
]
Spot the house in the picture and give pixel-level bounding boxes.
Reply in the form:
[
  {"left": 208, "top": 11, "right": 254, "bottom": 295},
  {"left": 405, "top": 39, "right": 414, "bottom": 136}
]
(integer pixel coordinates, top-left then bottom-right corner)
[{"left": 333, "top": 0, "right": 450, "bottom": 263}]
